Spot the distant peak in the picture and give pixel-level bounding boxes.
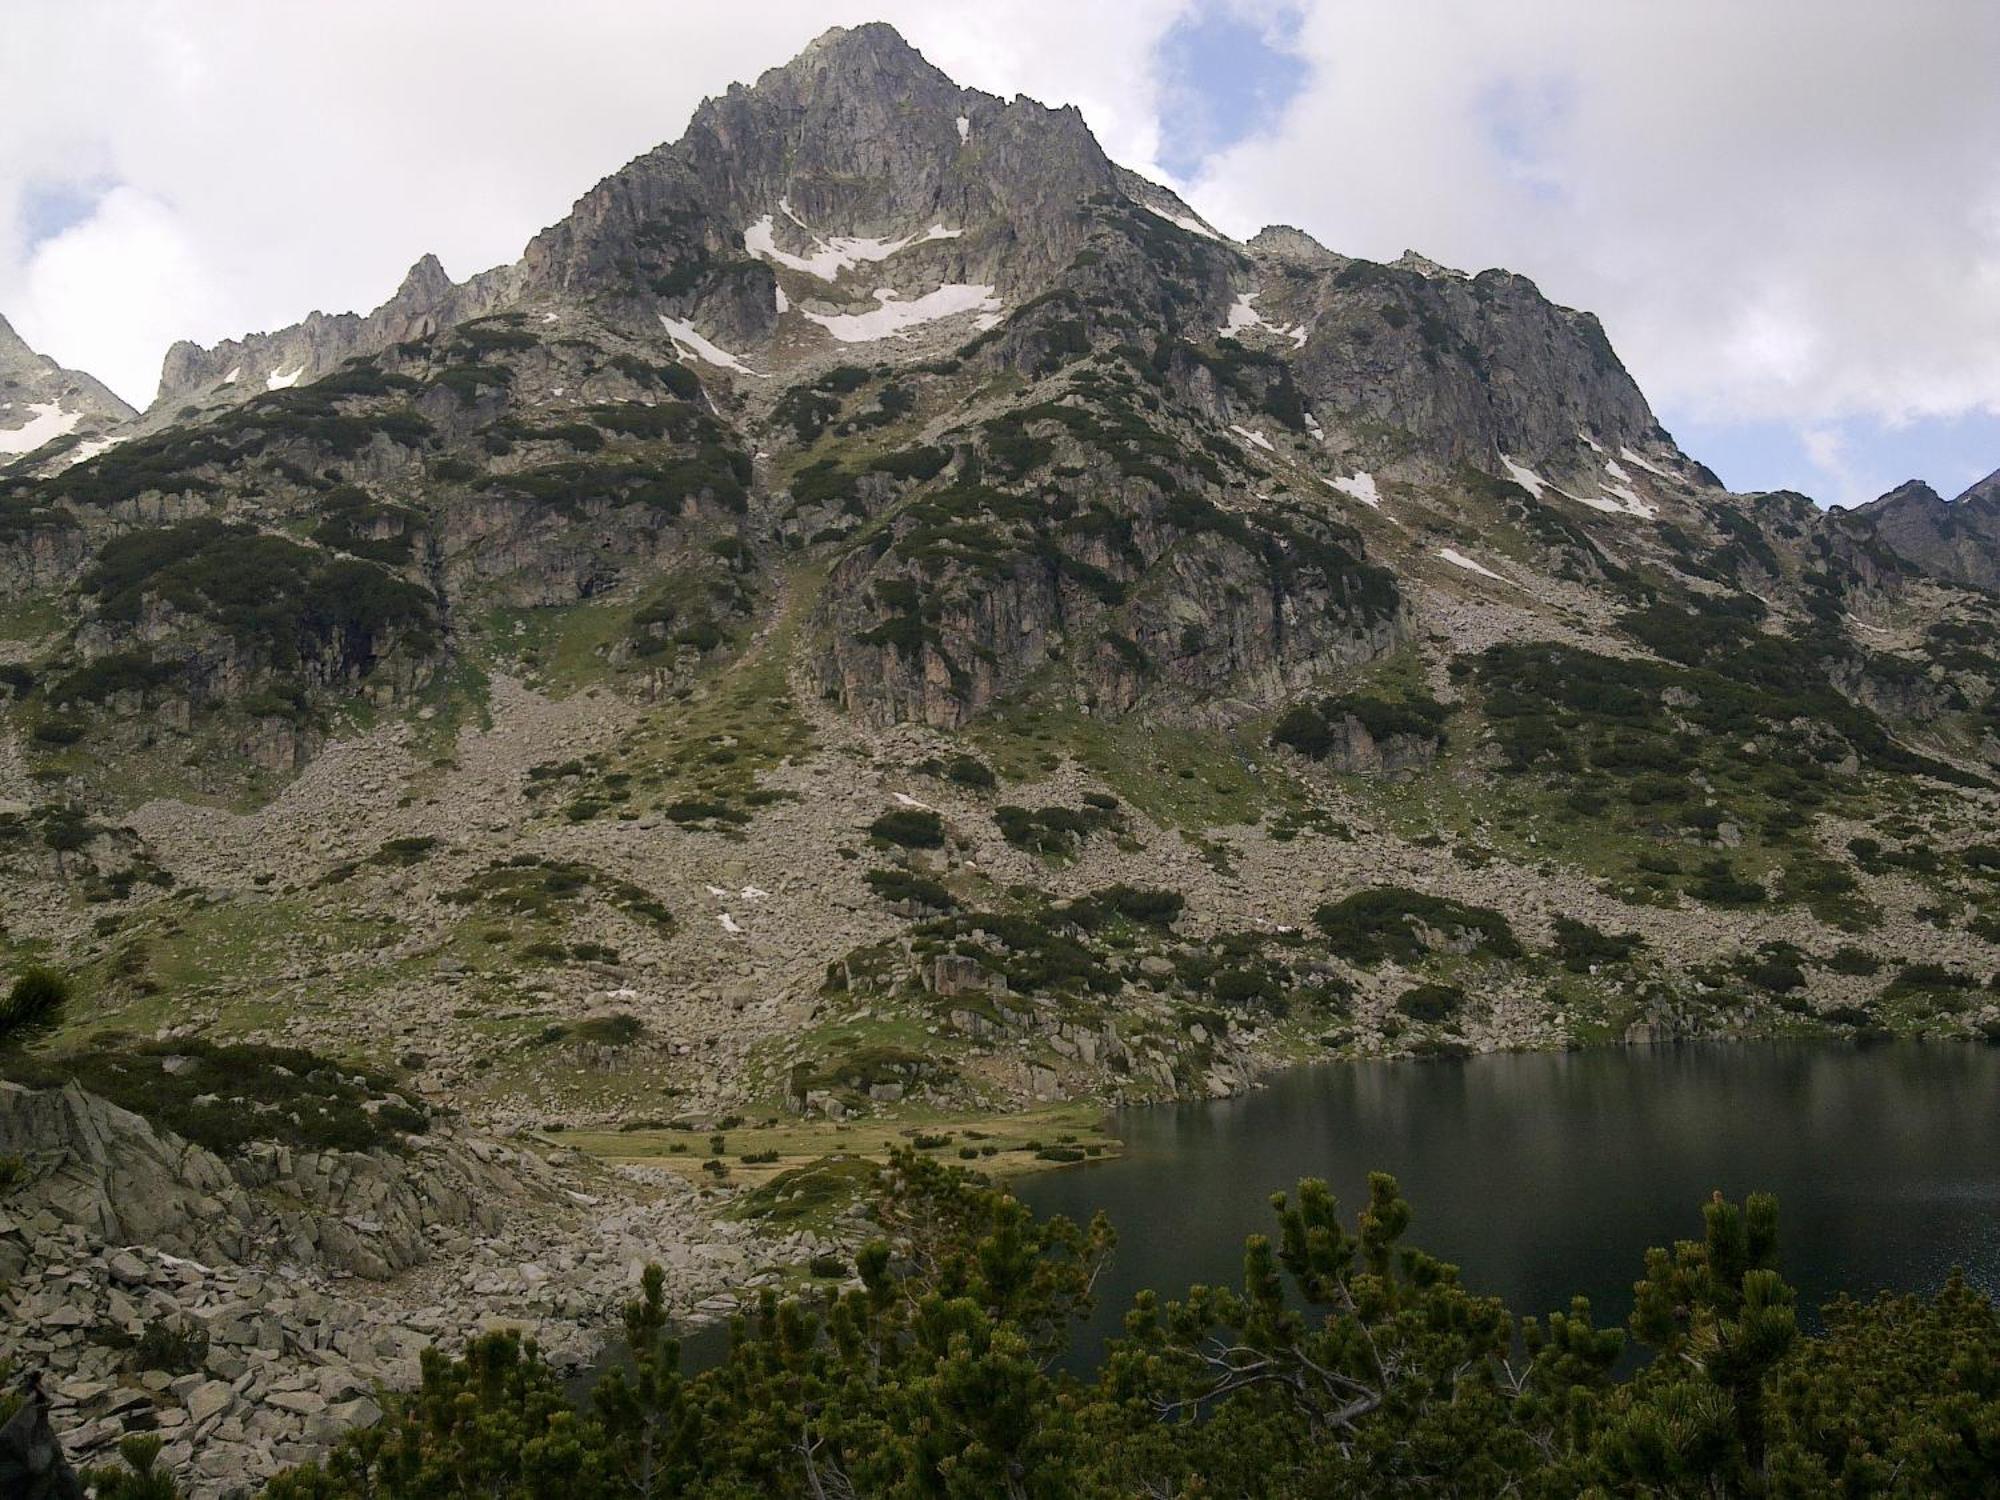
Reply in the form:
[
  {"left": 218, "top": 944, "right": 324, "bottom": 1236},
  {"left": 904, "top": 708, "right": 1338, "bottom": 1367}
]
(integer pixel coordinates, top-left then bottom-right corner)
[
  {"left": 391, "top": 253, "right": 453, "bottom": 306},
  {"left": 1870, "top": 479, "right": 1945, "bottom": 509},
  {"left": 787, "top": 20, "right": 939, "bottom": 80},
  {"left": 1953, "top": 466, "right": 2000, "bottom": 507},
  {"left": 1392, "top": 249, "right": 1467, "bottom": 280},
  {"left": 1248, "top": 224, "right": 1336, "bottom": 264}
]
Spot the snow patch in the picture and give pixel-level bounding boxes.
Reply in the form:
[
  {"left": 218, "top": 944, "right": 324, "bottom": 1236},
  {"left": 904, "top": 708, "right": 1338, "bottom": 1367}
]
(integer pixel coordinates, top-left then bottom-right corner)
[
  {"left": 1599, "top": 482, "right": 1657, "bottom": 518},
  {"left": 1439, "top": 547, "right": 1508, "bottom": 582},
  {"left": 892, "top": 792, "right": 934, "bottom": 811},
  {"left": 1499, "top": 455, "right": 1549, "bottom": 498},
  {"left": 740, "top": 885, "right": 769, "bottom": 902},
  {"left": 956, "top": 114, "right": 970, "bottom": 143},
  {"left": 60, "top": 435, "right": 125, "bottom": 467},
  {"left": 1328, "top": 472, "right": 1381, "bottom": 508},
  {"left": 1502, "top": 452, "right": 1655, "bottom": 519},
  {"left": 718, "top": 913, "right": 743, "bottom": 935},
  {"left": 1303, "top": 411, "right": 1323, "bottom": 438},
  {"left": 743, "top": 209, "right": 963, "bottom": 282},
  {"left": 774, "top": 283, "right": 789, "bottom": 314},
  {"left": 1218, "top": 289, "right": 1308, "bottom": 347},
  {"left": 1619, "top": 445, "right": 1676, "bottom": 479},
  {"left": 658, "top": 315, "right": 762, "bottom": 377},
  {"left": 266, "top": 365, "right": 306, "bottom": 391},
  {"left": 1144, "top": 203, "right": 1222, "bottom": 241},
  {"left": 542, "top": 313, "right": 559, "bottom": 324},
  {"left": 971, "top": 311, "right": 1004, "bottom": 331},
  {"left": 1220, "top": 293, "right": 1263, "bottom": 337},
  {"left": 1228, "top": 423, "right": 1275, "bottom": 453},
  {"left": 1578, "top": 430, "right": 1605, "bottom": 454},
  {"left": 705, "top": 885, "right": 729, "bottom": 898},
  {"left": 1604, "top": 459, "right": 1632, "bottom": 483},
  {"left": 221, "top": 366, "right": 241, "bottom": 385},
  {"left": 0, "top": 401, "right": 81, "bottom": 456},
  {"left": 801, "top": 283, "right": 1000, "bottom": 342},
  {"left": 1564, "top": 487, "right": 1656, "bottom": 519}
]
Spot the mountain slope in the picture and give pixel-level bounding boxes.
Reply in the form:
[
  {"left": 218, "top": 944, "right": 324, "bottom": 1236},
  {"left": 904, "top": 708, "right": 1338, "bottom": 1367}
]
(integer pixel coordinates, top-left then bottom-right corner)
[{"left": 5, "top": 20, "right": 2000, "bottom": 1145}]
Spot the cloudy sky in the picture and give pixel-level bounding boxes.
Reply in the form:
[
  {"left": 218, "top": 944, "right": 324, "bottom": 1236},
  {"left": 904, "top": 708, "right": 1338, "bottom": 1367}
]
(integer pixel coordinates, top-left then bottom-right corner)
[{"left": 6, "top": 0, "right": 1998, "bottom": 506}]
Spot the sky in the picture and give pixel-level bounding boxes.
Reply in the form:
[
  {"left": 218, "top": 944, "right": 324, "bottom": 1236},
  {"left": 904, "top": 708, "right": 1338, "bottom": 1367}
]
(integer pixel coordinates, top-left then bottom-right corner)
[{"left": 5, "top": 0, "right": 1998, "bottom": 508}]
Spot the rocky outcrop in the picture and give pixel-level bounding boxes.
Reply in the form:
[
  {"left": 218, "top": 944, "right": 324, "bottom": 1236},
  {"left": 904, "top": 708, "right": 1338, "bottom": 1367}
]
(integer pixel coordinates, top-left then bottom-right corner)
[
  {"left": 0, "top": 1081, "right": 800, "bottom": 1496},
  {"left": 0, "top": 1080, "right": 546, "bottom": 1280},
  {"left": 148, "top": 256, "right": 509, "bottom": 423},
  {"left": 1831, "top": 471, "right": 2000, "bottom": 592},
  {"left": 1241, "top": 230, "right": 1664, "bottom": 471}
]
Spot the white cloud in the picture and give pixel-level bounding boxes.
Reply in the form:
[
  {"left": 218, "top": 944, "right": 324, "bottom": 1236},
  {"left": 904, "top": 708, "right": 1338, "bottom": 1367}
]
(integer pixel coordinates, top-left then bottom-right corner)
[
  {"left": 1187, "top": 1, "right": 2000, "bottom": 435},
  {"left": 0, "top": 1, "right": 1189, "bottom": 406},
  {"left": 4, "top": 0, "right": 1997, "bottom": 463},
  {"left": 12, "top": 187, "right": 231, "bottom": 403}
]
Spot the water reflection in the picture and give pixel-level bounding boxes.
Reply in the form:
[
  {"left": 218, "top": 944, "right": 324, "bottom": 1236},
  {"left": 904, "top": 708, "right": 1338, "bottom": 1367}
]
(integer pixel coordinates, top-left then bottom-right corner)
[{"left": 1018, "top": 1041, "right": 2000, "bottom": 1364}]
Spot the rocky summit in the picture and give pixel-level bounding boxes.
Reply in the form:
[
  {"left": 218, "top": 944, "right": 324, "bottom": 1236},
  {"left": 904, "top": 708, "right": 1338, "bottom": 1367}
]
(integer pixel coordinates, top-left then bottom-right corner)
[{"left": 5, "top": 21, "right": 2000, "bottom": 1493}]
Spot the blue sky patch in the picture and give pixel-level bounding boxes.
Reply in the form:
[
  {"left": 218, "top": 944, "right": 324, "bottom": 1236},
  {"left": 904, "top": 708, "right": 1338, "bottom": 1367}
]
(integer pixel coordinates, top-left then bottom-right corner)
[
  {"left": 1666, "top": 406, "right": 2000, "bottom": 509},
  {"left": 17, "top": 177, "right": 114, "bottom": 252},
  {"left": 1476, "top": 74, "right": 1575, "bottom": 204},
  {"left": 1155, "top": 2, "right": 1310, "bottom": 181}
]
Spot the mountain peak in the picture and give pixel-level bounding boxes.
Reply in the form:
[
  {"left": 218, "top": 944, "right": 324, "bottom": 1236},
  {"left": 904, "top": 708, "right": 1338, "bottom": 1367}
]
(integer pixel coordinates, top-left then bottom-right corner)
[
  {"left": 1248, "top": 224, "right": 1338, "bottom": 264},
  {"left": 1954, "top": 466, "right": 2000, "bottom": 508},
  {"left": 753, "top": 20, "right": 955, "bottom": 102},
  {"left": 1868, "top": 478, "right": 1946, "bottom": 510},
  {"left": 392, "top": 253, "right": 453, "bottom": 306}
]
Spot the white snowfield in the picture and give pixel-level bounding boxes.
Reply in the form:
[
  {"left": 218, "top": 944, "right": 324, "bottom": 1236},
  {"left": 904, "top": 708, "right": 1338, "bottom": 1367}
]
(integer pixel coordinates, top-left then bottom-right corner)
[
  {"left": 743, "top": 199, "right": 963, "bottom": 282},
  {"left": 774, "top": 284, "right": 790, "bottom": 314},
  {"left": 956, "top": 114, "right": 970, "bottom": 143},
  {"left": 52, "top": 435, "right": 128, "bottom": 472},
  {"left": 802, "top": 283, "right": 1001, "bottom": 342},
  {"left": 1328, "top": 471, "right": 1381, "bottom": 508},
  {"left": 1439, "top": 547, "right": 1508, "bottom": 582},
  {"left": 1499, "top": 454, "right": 1551, "bottom": 498},
  {"left": 1228, "top": 423, "right": 1275, "bottom": 453},
  {"left": 1220, "top": 293, "right": 1262, "bottom": 337},
  {"left": 1144, "top": 203, "right": 1222, "bottom": 241},
  {"left": 266, "top": 365, "right": 306, "bottom": 391},
  {"left": 658, "top": 315, "right": 762, "bottom": 377},
  {"left": 221, "top": 366, "right": 242, "bottom": 385},
  {"left": 1619, "top": 445, "right": 1676, "bottom": 480},
  {"left": 1568, "top": 489, "right": 1652, "bottom": 518},
  {"left": 1499, "top": 453, "right": 1656, "bottom": 519},
  {"left": 0, "top": 400, "right": 82, "bottom": 456},
  {"left": 1218, "top": 290, "right": 1309, "bottom": 348}
]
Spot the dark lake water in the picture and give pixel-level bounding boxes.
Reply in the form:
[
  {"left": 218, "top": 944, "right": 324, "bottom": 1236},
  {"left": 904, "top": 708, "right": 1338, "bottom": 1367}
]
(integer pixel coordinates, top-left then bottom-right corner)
[{"left": 1016, "top": 1041, "right": 2000, "bottom": 1364}]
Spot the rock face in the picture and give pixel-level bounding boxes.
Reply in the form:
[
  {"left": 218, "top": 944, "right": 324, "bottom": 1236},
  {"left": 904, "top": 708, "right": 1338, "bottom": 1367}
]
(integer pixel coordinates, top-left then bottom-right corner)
[
  {"left": 137, "top": 24, "right": 1659, "bottom": 480},
  {"left": 0, "top": 316, "right": 136, "bottom": 466},
  {"left": 0, "top": 1081, "right": 792, "bottom": 1496},
  {"left": 149, "top": 255, "right": 509, "bottom": 424},
  {"left": 0, "top": 1080, "right": 537, "bottom": 1280}
]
